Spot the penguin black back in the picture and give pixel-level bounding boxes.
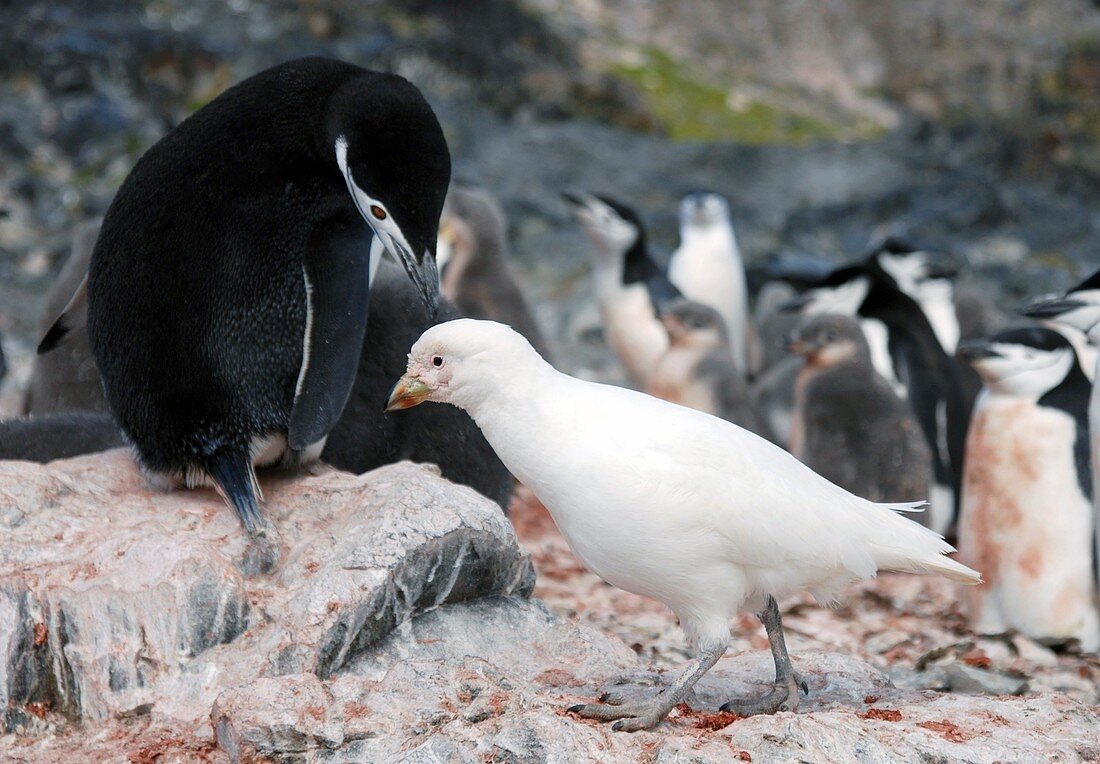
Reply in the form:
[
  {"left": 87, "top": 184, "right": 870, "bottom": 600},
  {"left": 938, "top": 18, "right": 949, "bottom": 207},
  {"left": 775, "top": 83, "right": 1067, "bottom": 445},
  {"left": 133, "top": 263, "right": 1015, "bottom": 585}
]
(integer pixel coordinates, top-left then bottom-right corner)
[
  {"left": 595, "top": 195, "right": 681, "bottom": 312},
  {"left": 78, "top": 58, "right": 451, "bottom": 536}
]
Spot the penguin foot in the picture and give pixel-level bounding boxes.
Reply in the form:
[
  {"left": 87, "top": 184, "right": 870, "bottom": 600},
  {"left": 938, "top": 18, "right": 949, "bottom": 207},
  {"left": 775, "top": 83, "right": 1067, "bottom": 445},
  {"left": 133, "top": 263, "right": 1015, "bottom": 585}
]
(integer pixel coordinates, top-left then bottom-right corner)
[{"left": 568, "top": 692, "right": 671, "bottom": 730}]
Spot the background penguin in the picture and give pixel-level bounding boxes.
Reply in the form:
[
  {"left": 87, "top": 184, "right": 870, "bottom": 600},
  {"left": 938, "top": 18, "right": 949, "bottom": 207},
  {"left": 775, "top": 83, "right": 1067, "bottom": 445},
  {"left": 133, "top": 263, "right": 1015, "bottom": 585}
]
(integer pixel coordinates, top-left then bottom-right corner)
[
  {"left": 957, "top": 327, "right": 1097, "bottom": 651},
  {"left": 436, "top": 184, "right": 551, "bottom": 361},
  {"left": 668, "top": 191, "right": 757, "bottom": 374},
  {"left": 14, "top": 237, "right": 513, "bottom": 509},
  {"left": 1022, "top": 267, "right": 1100, "bottom": 585},
  {"left": 785, "top": 263, "right": 974, "bottom": 536},
  {"left": 787, "top": 314, "right": 934, "bottom": 509},
  {"left": 561, "top": 190, "right": 678, "bottom": 386},
  {"left": 39, "top": 58, "right": 451, "bottom": 540},
  {"left": 26, "top": 219, "right": 108, "bottom": 415},
  {"left": 647, "top": 298, "right": 774, "bottom": 441},
  {"left": 753, "top": 280, "right": 802, "bottom": 372}
]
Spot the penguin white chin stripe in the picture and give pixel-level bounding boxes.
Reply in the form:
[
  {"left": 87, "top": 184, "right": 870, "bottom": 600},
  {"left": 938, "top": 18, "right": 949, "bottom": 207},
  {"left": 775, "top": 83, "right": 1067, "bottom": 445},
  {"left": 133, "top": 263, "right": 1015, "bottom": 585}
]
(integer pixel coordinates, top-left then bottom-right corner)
[{"left": 974, "top": 346, "right": 1074, "bottom": 396}]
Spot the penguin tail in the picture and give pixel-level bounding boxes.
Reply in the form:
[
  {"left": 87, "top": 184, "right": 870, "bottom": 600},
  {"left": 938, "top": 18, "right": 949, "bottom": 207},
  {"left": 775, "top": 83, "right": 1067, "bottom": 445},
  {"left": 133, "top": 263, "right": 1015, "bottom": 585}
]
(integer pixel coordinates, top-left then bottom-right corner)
[{"left": 203, "top": 448, "right": 265, "bottom": 537}]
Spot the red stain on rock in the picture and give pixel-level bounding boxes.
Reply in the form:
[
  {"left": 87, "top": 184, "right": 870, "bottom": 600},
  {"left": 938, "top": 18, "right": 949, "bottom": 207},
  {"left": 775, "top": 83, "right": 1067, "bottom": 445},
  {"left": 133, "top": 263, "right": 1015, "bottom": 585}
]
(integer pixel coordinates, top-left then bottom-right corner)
[
  {"left": 962, "top": 648, "right": 992, "bottom": 668},
  {"left": 863, "top": 694, "right": 880, "bottom": 704},
  {"left": 858, "top": 708, "right": 902, "bottom": 721},
  {"left": 33, "top": 622, "right": 47, "bottom": 646},
  {"left": 344, "top": 701, "right": 371, "bottom": 718},
  {"left": 25, "top": 701, "right": 48, "bottom": 719},
  {"left": 918, "top": 719, "right": 974, "bottom": 742},
  {"left": 671, "top": 703, "right": 743, "bottom": 731}
]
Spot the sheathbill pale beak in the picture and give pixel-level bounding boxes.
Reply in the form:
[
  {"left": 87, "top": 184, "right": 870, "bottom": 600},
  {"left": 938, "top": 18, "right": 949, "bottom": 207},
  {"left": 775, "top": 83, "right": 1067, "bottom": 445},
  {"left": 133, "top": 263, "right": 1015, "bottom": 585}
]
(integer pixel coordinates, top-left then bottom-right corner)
[{"left": 385, "top": 373, "right": 431, "bottom": 412}]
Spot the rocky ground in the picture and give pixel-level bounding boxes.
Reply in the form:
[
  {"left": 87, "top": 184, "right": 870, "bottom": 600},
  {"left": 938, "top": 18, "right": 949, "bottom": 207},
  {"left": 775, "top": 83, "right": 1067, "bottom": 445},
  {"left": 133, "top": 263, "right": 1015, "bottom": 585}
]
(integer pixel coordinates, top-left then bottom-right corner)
[{"left": 0, "top": 454, "right": 1097, "bottom": 763}]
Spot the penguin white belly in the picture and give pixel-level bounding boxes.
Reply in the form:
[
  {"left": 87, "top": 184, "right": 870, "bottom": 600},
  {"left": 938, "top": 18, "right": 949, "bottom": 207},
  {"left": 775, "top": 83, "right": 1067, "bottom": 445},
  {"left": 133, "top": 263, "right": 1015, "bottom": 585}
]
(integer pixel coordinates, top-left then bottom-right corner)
[
  {"left": 919, "top": 284, "right": 960, "bottom": 354},
  {"left": 959, "top": 395, "right": 1099, "bottom": 650},
  {"left": 859, "top": 319, "right": 904, "bottom": 396},
  {"left": 599, "top": 283, "right": 667, "bottom": 385},
  {"left": 669, "top": 242, "right": 750, "bottom": 370}
]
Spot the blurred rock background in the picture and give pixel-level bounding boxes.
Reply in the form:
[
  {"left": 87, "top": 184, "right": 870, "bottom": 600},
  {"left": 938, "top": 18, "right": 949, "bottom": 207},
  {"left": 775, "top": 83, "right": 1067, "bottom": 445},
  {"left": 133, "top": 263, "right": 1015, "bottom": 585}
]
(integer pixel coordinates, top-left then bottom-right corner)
[{"left": 2, "top": 0, "right": 1100, "bottom": 388}]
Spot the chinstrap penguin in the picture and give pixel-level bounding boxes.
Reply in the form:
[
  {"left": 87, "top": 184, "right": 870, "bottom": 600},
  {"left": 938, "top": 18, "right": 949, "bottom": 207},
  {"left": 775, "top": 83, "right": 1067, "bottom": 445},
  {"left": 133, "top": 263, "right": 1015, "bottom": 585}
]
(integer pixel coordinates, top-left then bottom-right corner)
[
  {"left": 385, "top": 318, "right": 980, "bottom": 730},
  {"left": 787, "top": 314, "right": 934, "bottom": 510},
  {"left": 668, "top": 191, "right": 757, "bottom": 374},
  {"left": 956, "top": 327, "right": 1097, "bottom": 651},
  {"left": 436, "top": 184, "right": 551, "bottom": 360},
  {"left": 41, "top": 57, "right": 450, "bottom": 542},
  {"left": 561, "top": 190, "right": 677, "bottom": 385},
  {"left": 1022, "top": 267, "right": 1100, "bottom": 588},
  {"left": 647, "top": 298, "right": 773, "bottom": 441}
]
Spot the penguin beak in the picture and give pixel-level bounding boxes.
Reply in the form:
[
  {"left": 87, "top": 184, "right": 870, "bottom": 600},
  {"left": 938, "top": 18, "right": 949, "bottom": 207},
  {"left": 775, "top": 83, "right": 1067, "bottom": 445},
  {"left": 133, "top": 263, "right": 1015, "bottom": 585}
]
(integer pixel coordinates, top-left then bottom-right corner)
[
  {"left": 1021, "top": 295, "right": 1086, "bottom": 320},
  {"left": 779, "top": 294, "right": 811, "bottom": 313},
  {"left": 385, "top": 374, "right": 431, "bottom": 412},
  {"left": 387, "top": 236, "right": 439, "bottom": 315},
  {"left": 956, "top": 340, "right": 1001, "bottom": 363}
]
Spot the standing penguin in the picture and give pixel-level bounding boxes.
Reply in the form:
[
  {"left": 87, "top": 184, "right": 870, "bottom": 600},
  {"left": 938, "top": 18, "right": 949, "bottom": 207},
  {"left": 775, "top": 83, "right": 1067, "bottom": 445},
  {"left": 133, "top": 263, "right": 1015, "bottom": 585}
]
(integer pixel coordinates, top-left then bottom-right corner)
[
  {"left": 668, "top": 192, "right": 756, "bottom": 374},
  {"left": 957, "top": 327, "right": 1097, "bottom": 651},
  {"left": 785, "top": 264, "right": 974, "bottom": 536},
  {"left": 40, "top": 58, "right": 450, "bottom": 539},
  {"left": 1022, "top": 268, "right": 1100, "bottom": 585},
  {"left": 436, "top": 185, "right": 551, "bottom": 360},
  {"left": 561, "top": 191, "right": 678, "bottom": 385},
  {"left": 647, "top": 298, "right": 773, "bottom": 441},
  {"left": 787, "top": 314, "right": 934, "bottom": 508}
]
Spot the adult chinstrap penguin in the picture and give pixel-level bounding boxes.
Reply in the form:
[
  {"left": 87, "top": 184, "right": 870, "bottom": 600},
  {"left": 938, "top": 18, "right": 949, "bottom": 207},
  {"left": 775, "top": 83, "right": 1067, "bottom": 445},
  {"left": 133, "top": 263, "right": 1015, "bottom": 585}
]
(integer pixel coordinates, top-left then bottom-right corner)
[
  {"left": 41, "top": 57, "right": 450, "bottom": 542},
  {"left": 648, "top": 298, "right": 773, "bottom": 441},
  {"left": 561, "top": 190, "right": 677, "bottom": 385},
  {"left": 787, "top": 314, "right": 934, "bottom": 510},
  {"left": 668, "top": 191, "right": 757, "bottom": 374},
  {"left": 957, "top": 327, "right": 1097, "bottom": 651},
  {"left": 1022, "top": 267, "right": 1100, "bottom": 588}
]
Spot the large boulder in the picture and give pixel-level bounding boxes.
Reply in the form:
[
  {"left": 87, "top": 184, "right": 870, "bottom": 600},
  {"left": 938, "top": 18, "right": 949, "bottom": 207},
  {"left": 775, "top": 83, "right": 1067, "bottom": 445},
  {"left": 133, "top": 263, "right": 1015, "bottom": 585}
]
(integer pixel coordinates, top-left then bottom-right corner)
[{"left": 0, "top": 451, "right": 534, "bottom": 732}]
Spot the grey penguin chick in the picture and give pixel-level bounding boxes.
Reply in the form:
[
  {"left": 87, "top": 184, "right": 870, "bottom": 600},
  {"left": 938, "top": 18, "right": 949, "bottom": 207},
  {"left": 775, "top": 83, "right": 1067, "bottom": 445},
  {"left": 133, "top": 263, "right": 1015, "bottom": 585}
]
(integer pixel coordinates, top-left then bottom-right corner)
[
  {"left": 956, "top": 327, "right": 1097, "bottom": 651},
  {"left": 647, "top": 298, "right": 773, "bottom": 441},
  {"left": 436, "top": 185, "right": 551, "bottom": 360},
  {"left": 788, "top": 314, "right": 934, "bottom": 509},
  {"left": 26, "top": 219, "right": 108, "bottom": 415},
  {"left": 48, "top": 58, "right": 451, "bottom": 542},
  {"left": 0, "top": 412, "right": 123, "bottom": 462}
]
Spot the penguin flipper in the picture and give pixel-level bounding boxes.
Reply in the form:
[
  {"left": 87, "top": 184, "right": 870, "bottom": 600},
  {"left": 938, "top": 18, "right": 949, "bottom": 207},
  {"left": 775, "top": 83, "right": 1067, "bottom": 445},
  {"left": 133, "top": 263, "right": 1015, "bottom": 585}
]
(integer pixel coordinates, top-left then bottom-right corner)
[
  {"left": 288, "top": 218, "right": 374, "bottom": 450},
  {"left": 38, "top": 273, "right": 89, "bottom": 354}
]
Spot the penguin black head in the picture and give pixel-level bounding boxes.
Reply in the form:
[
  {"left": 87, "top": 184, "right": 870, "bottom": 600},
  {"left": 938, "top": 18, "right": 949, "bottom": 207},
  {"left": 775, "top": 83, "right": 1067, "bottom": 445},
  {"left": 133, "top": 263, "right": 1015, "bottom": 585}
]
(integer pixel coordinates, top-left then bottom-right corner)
[
  {"left": 867, "top": 239, "right": 958, "bottom": 294},
  {"left": 786, "top": 313, "right": 870, "bottom": 367},
  {"left": 661, "top": 298, "right": 729, "bottom": 349},
  {"left": 328, "top": 71, "right": 451, "bottom": 310},
  {"left": 1020, "top": 268, "right": 1100, "bottom": 342},
  {"left": 780, "top": 265, "right": 871, "bottom": 316},
  {"left": 680, "top": 191, "right": 731, "bottom": 228},
  {"left": 957, "top": 327, "right": 1077, "bottom": 396},
  {"left": 561, "top": 190, "right": 642, "bottom": 261}
]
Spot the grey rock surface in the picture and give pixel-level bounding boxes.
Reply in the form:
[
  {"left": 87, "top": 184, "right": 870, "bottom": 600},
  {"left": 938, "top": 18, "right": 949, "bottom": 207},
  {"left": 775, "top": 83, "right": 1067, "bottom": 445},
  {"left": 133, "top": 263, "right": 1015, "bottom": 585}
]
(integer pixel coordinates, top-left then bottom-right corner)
[{"left": 0, "top": 452, "right": 533, "bottom": 733}]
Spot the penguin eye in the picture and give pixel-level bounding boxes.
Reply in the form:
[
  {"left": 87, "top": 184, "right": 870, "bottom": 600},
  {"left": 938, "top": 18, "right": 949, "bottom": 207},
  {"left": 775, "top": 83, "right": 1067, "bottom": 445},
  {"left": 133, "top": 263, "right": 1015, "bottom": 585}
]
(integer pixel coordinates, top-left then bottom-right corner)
[
  {"left": 370, "top": 205, "right": 387, "bottom": 221},
  {"left": 431, "top": 355, "right": 444, "bottom": 367}
]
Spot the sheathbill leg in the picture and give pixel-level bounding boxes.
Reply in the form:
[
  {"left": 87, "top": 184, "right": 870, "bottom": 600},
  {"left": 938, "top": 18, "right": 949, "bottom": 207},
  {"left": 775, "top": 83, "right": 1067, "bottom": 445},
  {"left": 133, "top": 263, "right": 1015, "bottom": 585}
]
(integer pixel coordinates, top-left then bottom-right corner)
[{"left": 720, "top": 595, "right": 808, "bottom": 716}]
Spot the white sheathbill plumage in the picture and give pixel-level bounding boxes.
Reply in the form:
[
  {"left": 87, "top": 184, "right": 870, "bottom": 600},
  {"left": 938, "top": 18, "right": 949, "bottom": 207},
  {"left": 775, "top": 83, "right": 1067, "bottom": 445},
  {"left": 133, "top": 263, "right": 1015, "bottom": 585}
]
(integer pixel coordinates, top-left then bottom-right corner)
[{"left": 387, "top": 319, "right": 981, "bottom": 731}]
